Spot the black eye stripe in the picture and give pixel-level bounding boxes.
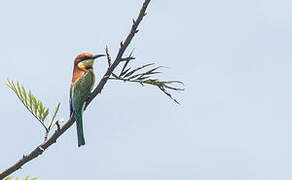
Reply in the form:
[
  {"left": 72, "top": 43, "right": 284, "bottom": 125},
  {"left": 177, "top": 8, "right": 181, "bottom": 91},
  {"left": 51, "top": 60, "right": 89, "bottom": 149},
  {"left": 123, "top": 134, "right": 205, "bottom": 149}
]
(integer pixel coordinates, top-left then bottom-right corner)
[{"left": 79, "top": 56, "right": 91, "bottom": 62}]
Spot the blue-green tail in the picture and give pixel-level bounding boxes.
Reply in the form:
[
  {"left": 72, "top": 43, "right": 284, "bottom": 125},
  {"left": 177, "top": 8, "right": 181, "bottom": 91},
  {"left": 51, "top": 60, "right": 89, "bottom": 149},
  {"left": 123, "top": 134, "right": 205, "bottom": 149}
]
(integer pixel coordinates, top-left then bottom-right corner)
[{"left": 75, "top": 111, "right": 85, "bottom": 147}]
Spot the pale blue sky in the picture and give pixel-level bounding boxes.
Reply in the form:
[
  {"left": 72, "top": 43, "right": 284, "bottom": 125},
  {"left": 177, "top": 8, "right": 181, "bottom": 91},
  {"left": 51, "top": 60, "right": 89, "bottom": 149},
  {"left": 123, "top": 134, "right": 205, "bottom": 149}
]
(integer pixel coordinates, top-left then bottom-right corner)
[{"left": 1, "top": 0, "right": 292, "bottom": 179}]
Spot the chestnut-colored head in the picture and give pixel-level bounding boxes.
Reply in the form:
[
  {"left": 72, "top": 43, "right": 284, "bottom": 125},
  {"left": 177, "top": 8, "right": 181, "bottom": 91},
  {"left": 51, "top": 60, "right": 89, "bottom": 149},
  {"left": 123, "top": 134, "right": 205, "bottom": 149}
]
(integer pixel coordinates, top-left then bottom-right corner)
[{"left": 74, "top": 53, "right": 104, "bottom": 70}]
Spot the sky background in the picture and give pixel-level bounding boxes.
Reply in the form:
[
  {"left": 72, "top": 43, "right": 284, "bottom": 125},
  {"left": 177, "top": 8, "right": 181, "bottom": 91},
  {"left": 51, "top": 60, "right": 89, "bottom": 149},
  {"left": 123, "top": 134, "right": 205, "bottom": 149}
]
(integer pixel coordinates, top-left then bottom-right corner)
[{"left": 1, "top": 0, "right": 292, "bottom": 179}]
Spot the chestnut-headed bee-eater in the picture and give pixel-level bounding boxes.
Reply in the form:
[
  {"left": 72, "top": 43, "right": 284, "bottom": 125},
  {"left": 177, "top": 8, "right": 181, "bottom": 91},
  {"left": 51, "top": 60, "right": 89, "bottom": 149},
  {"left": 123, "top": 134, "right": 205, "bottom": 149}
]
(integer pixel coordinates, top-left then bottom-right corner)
[{"left": 70, "top": 53, "right": 104, "bottom": 147}]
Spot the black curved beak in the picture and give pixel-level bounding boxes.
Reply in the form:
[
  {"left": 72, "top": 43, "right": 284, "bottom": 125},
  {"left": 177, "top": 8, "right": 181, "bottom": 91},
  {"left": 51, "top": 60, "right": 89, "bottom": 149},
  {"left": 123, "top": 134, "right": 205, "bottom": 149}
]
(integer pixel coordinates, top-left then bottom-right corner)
[{"left": 92, "top": 54, "right": 105, "bottom": 60}]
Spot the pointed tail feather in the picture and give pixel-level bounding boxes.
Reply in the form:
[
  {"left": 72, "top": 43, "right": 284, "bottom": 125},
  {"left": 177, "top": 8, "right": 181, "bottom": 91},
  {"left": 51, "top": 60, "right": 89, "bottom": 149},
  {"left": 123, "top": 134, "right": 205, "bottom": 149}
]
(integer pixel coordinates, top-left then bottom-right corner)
[{"left": 74, "top": 111, "right": 85, "bottom": 147}]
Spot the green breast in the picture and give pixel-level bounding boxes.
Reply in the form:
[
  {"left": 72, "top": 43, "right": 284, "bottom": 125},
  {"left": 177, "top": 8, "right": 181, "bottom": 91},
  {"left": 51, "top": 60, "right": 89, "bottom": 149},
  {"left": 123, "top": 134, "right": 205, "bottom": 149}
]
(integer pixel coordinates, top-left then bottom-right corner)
[{"left": 71, "top": 70, "right": 95, "bottom": 112}]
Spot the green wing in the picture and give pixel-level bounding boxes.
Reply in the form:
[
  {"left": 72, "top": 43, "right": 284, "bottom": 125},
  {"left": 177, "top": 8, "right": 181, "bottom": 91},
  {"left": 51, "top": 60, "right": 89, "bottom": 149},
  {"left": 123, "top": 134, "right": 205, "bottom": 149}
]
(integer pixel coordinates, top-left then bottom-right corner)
[{"left": 70, "top": 71, "right": 94, "bottom": 114}]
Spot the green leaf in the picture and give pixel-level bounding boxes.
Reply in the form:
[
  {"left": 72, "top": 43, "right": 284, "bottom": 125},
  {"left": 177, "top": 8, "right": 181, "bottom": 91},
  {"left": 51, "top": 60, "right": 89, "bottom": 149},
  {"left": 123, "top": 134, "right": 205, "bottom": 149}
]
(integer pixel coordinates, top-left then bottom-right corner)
[
  {"left": 144, "top": 66, "right": 163, "bottom": 75},
  {"left": 120, "top": 67, "right": 131, "bottom": 77},
  {"left": 32, "top": 96, "right": 37, "bottom": 106},
  {"left": 39, "top": 101, "right": 44, "bottom": 117},
  {"left": 43, "top": 109, "right": 49, "bottom": 120},
  {"left": 17, "top": 82, "right": 23, "bottom": 99},
  {"left": 158, "top": 86, "right": 180, "bottom": 104},
  {"left": 2, "top": 176, "right": 37, "bottom": 180},
  {"left": 110, "top": 61, "right": 184, "bottom": 104},
  {"left": 120, "top": 58, "right": 131, "bottom": 76},
  {"left": 11, "top": 81, "right": 17, "bottom": 91},
  {"left": 6, "top": 80, "right": 53, "bottom": 131},
  {"left": 138, "top": 76, "right": 150, "bottom": 81},
  {"left": 124, "top": 63, "right": 154, "bottom": 78},
  {"left": 22, "top": 85, "right": 27, "bottom": 105},
  {"left": 33, "top": 103, "right": 38, "bottom": 116},
  {"left": 48, "top": 102, "right": 61, "bottom": 130},
  {"left": 52, "top": 103, "right": 60, "bottom": 121},
  {"left": 29, "top": 91, "right": 33, "bottom": 110}
]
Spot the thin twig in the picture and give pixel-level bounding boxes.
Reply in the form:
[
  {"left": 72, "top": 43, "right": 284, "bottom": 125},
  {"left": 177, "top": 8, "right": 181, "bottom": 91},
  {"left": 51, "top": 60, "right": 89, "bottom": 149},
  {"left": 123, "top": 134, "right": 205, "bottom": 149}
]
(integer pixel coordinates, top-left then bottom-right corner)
[
  {"left": 0, "top": 0, "right": 151, "bottom": 179},
  {"left": 84, "top": 0, "right": 151, "bottom": 110},
  {"left": 105, "top": 45, "right": 112, "bottom": 67}
]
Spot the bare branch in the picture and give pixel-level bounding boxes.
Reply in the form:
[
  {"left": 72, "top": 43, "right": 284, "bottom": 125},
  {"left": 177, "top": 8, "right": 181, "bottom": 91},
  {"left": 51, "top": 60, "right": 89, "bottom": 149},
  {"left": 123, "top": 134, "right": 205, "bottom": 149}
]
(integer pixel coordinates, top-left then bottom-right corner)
[
  {"left": 109, "top": 60, "right": 184, "bottom": 103},
  {"left": 84, "top": 0, "right": 151, "bottom": 110}
]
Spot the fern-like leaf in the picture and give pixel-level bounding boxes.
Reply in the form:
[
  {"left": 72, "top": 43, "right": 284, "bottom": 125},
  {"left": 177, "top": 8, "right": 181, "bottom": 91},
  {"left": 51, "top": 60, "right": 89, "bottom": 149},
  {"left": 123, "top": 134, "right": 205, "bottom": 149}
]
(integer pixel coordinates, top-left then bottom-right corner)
[
  {"left": 109, "top": 60, "right": 184, "bottom": 103},
  {"left": 3, "top": 176, "right": 38, "bottom": 180},
  {"left": 6, "top": 80, "right": 64, "bottom": 135}
]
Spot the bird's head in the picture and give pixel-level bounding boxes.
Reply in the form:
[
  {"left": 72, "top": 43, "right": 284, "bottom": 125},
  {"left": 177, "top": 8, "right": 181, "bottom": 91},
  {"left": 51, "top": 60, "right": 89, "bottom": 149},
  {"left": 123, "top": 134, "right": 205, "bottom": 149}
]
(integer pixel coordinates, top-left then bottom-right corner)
[{"left": 74, "top": 53, "right": 104, "bottom": 70}]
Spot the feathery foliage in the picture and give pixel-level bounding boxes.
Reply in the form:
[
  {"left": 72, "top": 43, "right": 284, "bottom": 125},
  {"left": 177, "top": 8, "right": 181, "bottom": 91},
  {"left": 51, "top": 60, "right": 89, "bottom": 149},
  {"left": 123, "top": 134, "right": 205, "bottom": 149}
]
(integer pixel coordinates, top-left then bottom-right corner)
[
  {"left": 3, "top": 176, "right": 38, "bottom": 180},
  {"left": 6, "top": 80, "right": 61, "bottom": 135},
  {"left": 109, "top": 57, "right": 184, "bottom": 103},
  {"left": 6, "top": 80, "right": 49, "bottom": 123}
]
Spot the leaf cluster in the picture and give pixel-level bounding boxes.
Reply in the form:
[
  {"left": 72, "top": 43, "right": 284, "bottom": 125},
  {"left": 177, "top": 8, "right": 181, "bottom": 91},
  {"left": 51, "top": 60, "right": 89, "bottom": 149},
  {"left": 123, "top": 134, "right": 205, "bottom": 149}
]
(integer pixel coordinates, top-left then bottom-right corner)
[
  {"left": 110, "top": 58, "right": 184, "bottom": 103},
  {"left": 4, "top": 176, "right": 38, "bottom": 180},
  {"left": 6, "top": 80, "right": 61, "bottom": 138},
  {"left": 6, "top": 80, "right": 49, "bottom": 122}
]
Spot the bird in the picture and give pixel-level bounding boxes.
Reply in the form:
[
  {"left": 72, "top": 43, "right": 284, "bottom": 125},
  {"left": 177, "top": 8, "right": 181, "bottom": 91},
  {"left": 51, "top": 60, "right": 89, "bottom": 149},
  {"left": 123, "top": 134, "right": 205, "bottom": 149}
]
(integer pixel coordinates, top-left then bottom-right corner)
[{"left": 70, "top": 53, "right": 104, "bottom": 147}]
